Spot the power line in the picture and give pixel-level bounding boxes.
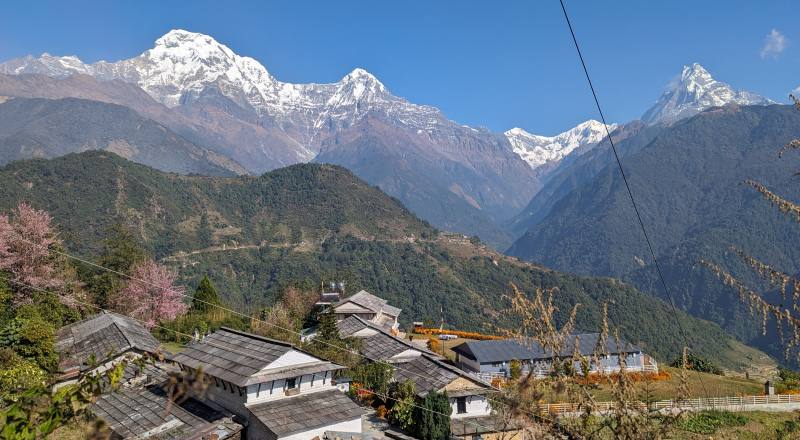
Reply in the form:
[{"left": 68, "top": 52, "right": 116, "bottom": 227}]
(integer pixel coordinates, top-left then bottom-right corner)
[
  {"left": 1, "top": 275, "right": 492, "bottom": 434},
  {"left": 557, "top": 0, "right": 709, "bottom": 399}
]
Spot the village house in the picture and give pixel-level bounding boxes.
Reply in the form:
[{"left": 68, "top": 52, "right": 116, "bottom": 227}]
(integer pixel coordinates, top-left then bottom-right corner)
[
  {"left": 337, "top": 315, "right": 434, "bottom": 361},
  {"left": 171, "top": 327, "right": 366, "bottom": 440},
  {"left": 337, "top": 314, "right": 522, "bottom": 438},
  {"left": 452, "top": 333, "right": 658, "bottom": 379},
  {"left": 54, "top": 311, "right": 162, "bottom": 389},
  {"left": 56, "top": 312, "right": 243, "bottom": 439},
  {"left": 332, "top": 290, "right": 401, "bottom": 332}
]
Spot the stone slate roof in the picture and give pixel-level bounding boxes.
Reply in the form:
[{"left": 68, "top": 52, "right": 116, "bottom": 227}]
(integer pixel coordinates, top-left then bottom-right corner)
[
  {"left": 391, "top": 354, "right": 493, "bottom": 397},
  {"left": 92, "top": 384, "right": 241, "bottom": 439},
  {"left": 337, "top": 316, "right": 434, "bottom": 360},
  {"left": 171, "top": 328, "right": 342, "bottom": 386},
  {"left": 56, "top": 311, "right": 160, "bottom": 373},
  {"left": 452, "top": 333, "right": 642, "bottom": 364},
  {"left": 337, "top": 290, "right": 401, "bottom": 317},
  {"left": 247, "top": 389, "right": 365, "bottom": 437},
  {"left": 451, "top": 415, "right": 522, "bottom": 436}
]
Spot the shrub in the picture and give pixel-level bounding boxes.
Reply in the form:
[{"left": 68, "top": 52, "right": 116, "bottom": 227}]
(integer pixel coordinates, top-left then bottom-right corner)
[
  {"left": 509, "top": 359, "right": 522, "bottom": 380},
  {"left": 427, "top": 337, "right": 440, "bottom": 353},
  {"left": 414, "top": 327, "right": 503, "bottom": 340},
  {"left": 670, "top": 353, "right": 722, "bottom": 375}
]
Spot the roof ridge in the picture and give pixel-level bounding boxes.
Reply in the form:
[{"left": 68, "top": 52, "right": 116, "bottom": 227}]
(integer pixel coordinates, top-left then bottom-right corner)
[{"left": 218, "top": 326, "right": 296, "bottom": 348}]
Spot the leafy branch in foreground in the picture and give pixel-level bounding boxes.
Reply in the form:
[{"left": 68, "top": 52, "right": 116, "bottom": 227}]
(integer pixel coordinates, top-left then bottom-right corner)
[
  {"left": 496, "top": 284, "right": 688, "bottom": 439},
  {"left": 0, "top": 351, "right": 206, "bottom": 440}
]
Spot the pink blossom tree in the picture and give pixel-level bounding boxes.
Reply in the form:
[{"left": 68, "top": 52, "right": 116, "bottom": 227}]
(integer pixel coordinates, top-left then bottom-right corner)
[
  {"left": 0, "top": 203, "right": 65, "bottom": 304},
  {"left": 114, "top": 260, "right": 188, "bottom": 327}
]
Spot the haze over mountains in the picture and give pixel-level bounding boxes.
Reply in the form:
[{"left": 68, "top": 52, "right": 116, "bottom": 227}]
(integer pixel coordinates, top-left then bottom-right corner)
[{"left": 0, "top": 29, "right": 778, "bottom": 249}]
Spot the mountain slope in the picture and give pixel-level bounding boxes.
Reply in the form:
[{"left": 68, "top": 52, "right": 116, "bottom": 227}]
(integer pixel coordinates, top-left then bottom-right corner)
[
  {"left": 641, "top": 63, "right": 774, "bottom": 125},
  {"left": 0, "top": 30, "right": 537, "bottom": 246},
  {"left": 507, "top": 104, "right": 800, "bottom": 363},
  {"left": 0, "top": 97, "right": 245, "bottom": 175},
  {"left": 0, "top": 151, "right": 766, "bottom": 369}
]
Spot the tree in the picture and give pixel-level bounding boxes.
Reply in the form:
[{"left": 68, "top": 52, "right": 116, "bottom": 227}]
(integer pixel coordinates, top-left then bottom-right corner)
[
  {"left": 113, "top": 260, "right": 187, "bottom": 328},
  {"left": 414, "top": 390, "right": 451, "bottom": 440},
  {"left": 388, "top": 380, "right": 417, "bottom": 431},
  {"left": 87, "top": 223, "right": 146, "bottom": 308},
  {"left": 0, "top": 203, "right": 65, "bottom": 304},
  {"left": 509, "top": 359, "right": 522, "bottom": 380},
  {"left": 191, "top": 276, "right": 220, "bottom": 314}
]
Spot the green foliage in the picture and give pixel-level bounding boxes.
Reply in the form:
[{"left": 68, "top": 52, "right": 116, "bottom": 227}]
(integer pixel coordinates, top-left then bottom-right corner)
[
  {"left": 678, "top": 410, "right": 747, "bottom": 434},
  {"left": 670, "top": 353, "right": 722, "bottom": 375},
  {"left": 0, "top": 349, "right": 47, "bottom": 405},
  {"left": 79, "top": 223, "right": 146, "bottom": 308},
  {"left": 191, "top": 276, "right": 220, "bottom": 314},
  {"left": 349, "top": 362, "right": 394, "bottom": 401},
  {"left": 776, "top": 417, "right": 800, "bottom": 439},
  {"left": 0, "top": 317, "right": 58, "bottom": 372},
  {"left": 509, "top": 359, "right": 522, "bottom": 380},
  {"left": 0, "top": 152, "right": 750, "bottom": 365},
  {"left": 388, "top": 380, "right": 416, "bottom": 431},
  {"left": 414, "top": 390, "right": 451, "bottom": 440}
]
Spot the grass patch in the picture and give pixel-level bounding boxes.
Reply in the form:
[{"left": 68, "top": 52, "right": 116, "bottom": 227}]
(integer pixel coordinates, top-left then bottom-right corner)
[
  {"left": 161, "top": 341, "right": 185, "bottom": 354},
  {"left": 678, "top": 411, "right": 747, "bottom": 434}
]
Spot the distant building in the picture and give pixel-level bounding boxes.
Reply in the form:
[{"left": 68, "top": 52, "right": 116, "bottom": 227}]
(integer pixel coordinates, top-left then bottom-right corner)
[
  {"left": 172, "top": 327, "right": 365, "bottom": 440},
  {"left": 332, "top": 290, "right": 401, "bottom": 331},
  {"left": 54, "top": 311, "right": 162, "bottom": 388},
  {"left": 452, "top": 333, "right": 657, "bottom": 379}
]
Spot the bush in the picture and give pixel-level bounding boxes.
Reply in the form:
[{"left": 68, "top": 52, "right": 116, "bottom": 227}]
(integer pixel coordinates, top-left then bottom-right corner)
[
  {"left": 0, "top": 350, "right": 47, "bottom": 404},
  {"left": 670, "top": 353, "right": 722, "bottom": 375},
  {"left": 509, "top": 359, "right": 522, "bottom": 380},
  {"left": 414, "top": 327, "right": 503, "bottom": 340},
  {"left": 0, "top": 317, "right": 58, "bottom": 372},
  {"left": 427, "top": 337, "right": 440, "bottom": 353}
]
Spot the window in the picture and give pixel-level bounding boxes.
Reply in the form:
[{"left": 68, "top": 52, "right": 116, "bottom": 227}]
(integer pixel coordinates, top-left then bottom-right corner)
[
  {"left": 287, "top": 377, "right": 297, "bottom": 389},
  {"left": 456, "top": 397, "right": 467, "bottom": 414}
]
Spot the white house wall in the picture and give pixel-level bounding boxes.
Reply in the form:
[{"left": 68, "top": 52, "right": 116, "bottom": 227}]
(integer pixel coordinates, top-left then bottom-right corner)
[
  {"left": 245, "top": 372, "right": 333, "bottom": 405},
  {"left": 450, "top": 395, "right": 491, "bottom": 419},
  {"left": 267, "top": 350, "right": 322, "bottom": 369}
]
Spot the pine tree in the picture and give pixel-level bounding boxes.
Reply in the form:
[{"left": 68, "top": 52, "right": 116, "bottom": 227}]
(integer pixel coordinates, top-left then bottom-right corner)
[
  {"left": 191, "top": 276, "right": 220, "bottom": 314},
  {"left": 414, "top": 390, "right": 451, "bottom": 440},
  {"left": 315, "top": 308, "right": 340, "bottom": 343}
]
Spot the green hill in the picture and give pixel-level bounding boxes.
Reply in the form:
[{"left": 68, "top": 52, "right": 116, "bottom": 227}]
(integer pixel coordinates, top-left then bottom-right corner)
[
  {"left": 0, "top": 151, "right": 770, "bottom": 369},
  {"left": 508, "top": 104, "right": 800, "bottom": 365}
]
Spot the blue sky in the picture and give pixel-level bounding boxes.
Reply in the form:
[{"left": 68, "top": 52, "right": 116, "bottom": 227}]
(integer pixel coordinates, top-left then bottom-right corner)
[{"left": 1, "top": 0, "right": 797, "bottom": 134}]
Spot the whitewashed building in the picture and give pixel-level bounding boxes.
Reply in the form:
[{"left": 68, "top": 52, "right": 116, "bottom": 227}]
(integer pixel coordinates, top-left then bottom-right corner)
[{"left": 172, "top": 328, "right": 365, "bottom": 440}]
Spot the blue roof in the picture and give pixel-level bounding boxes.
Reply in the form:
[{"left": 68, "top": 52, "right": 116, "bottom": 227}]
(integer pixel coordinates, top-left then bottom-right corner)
[{"left": 452, "top": 333, "right": 641, "bottom": 364}]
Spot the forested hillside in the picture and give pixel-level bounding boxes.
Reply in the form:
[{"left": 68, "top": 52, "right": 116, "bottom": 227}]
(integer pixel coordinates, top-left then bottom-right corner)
[
  {"left": 508, "top": 104, "right": 800, "bottom": 364},
  {"left": 0, "top": 151, "right": 769, "bottom": 369}
]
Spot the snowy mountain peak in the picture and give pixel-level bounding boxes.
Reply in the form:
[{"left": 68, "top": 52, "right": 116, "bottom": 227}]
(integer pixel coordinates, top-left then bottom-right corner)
[
  {"left": 505, "top": 119, "right": 615, "bottom": 170},
  {"left": 642, "top": 63, "right": 773, "bottom": 124}
]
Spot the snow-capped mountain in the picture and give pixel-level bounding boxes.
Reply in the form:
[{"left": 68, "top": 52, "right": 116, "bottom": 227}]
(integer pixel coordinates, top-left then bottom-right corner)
[
  {"left": 505, "top": 120, "right": 616, "bottom": 169},
  {"left": 641, "top": 63, "right": 774, "bottom": 124},
  {"left": 0, "top": 30, "right": 442, "bottom": 160},
  {"left": 0, "top": 29, "right": 537, "bottom": 248}
]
